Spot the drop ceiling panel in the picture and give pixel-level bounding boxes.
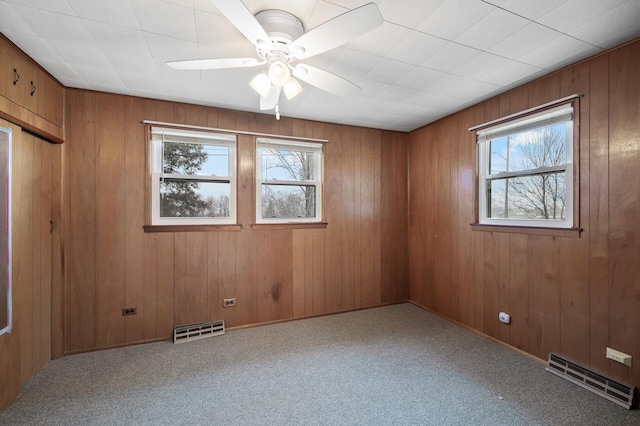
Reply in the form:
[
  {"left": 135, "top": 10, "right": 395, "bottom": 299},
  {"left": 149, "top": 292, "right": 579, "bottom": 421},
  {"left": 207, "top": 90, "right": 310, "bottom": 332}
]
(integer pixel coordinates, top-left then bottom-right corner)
[
  {"left": 83, "top": 21, "right": 150, "bottom": 57},
  {"left": 1, "top": 0, "right": 639, "bottom": 132},
  {"left": 130, "top": 0, "right": 197, "bottom": 41},
  {"left": 66, "top": 0, "right": 141, "bottom": 29},
  {"left": 416, "top": 0, "right": 494, "bottom": 40},
  {"left": 8, "top": 4, "right": 97, "bottom": 47},
  {"left": 454, "top": 7, "right": 529, "bottom": 51},
  {"left": 488, "top": 23, "right": 560, "bottom": 60},
  {"left": 379, "top": 0, "right": 444, "bottom": 28},
  {"left": 4, "top": 0, "right": 74, "bottom": 14},
  {"left": 422, "top": 42, "right": 481, "bottom": 73},
  {"left": 386, "top": 31, "right": 448, "bottom": 66}
]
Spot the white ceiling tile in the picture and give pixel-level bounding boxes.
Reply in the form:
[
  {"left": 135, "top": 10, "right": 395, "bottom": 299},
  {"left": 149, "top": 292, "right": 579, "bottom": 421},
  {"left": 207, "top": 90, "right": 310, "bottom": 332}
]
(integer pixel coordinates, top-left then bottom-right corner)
[
  {"left": 55, "top": 76, "right": 91, "bottom": 89},
  {"left": 66, "top": 0, "right": 141, "bottom": 29},
  {"left": 452, "top": 52, "right": 511, "bottom": 80},
  {"left": 491, "top": 0, "right": 570, "bottom": 20},
  {"left": 375, "top": 84, "right": 418, "bottom": 102},
  {"left": 379, "top": 0, "right": 445, "bottom": 28},
  {"left": 195, "top": 10, "right": 256, "bottom": 58},
  {"left": 43, "top": 39, "right": 112, "bottom": 68},
  {"left": 83, "top": 21, "right": 150, "bottom": 57},
  {"left": 2, "top": 0, "right": 639, "bottom": 132},
  {"left": 395, "top": 67, "right": 445, "bottom": 90},
  {"left": 7, "top": 4, "right": 97, "bottom": 47},
  {"left": 363, "top": 58, "right": 414, "bottom": 84},
  {"left": 346, "top": 22, "right": 410, "bottom": 57},
  {"left": 164, "top": 0, "right": 195, "bottom": 8},
  {"left": 480, "top": 60, "right": 544, "bottom": 87},
  {"left": 104, "top": 50, "right": 157, "bottom": 74},
  {"left": 144, "top": 33, "right": 199, "bottom": 60},
  {"left": 386, "top": 31, "right": 448, "bottom": 66},
  {"left": 131, "top": 0, "right": 197, "bottom": 41},
  {"left": 447, "top": 79, "right": 502, "bottom": 100},
  {"left": 71, "top": 63, "right": 124, "bottom": 87},
  {"left": 569, "top": 0, "right": 640, "bottom": 49},
  {"left": 119, "top": 71, "right": 164, "bottom": 93},
  {"left": 488, "top": 23, "right": 561, "bottom": 60},
  {"left": 416, "top": 0, "right": 494, "bottom": 40},
  {"left": 404, "top": 90, "right": 465, "bottom": 110},
  {"left": 518, "top": 34, "right": 599, "bottom": 70},
  {"left": 326, "top": 48, "right": 381, "bottom": 81},
  {"left": 302, "top": 1, "right": 346, "bottom": 32},
  {"left": 425, "top": 73, "right": 475, "bottom": 96},
  {"left": 538, "top": 0, "right": 628, "bottom": 33},
  {"left": 2, "top": 31, "right": 54, "bottom": 61},
  {"left": 0, "top": 2, "right": 37, "bottom": 35},
  {"left": 421, "top": 42, "right": 480, "bottom": 73},
  {"left": 454, "top": 8, "right": 529, "bottom": 51},
  {"left": 32, "top": 56, "right": 80, "bottom": 81},
  {"left": 5, "top": 0, "right": 75, "bottom": 15}
]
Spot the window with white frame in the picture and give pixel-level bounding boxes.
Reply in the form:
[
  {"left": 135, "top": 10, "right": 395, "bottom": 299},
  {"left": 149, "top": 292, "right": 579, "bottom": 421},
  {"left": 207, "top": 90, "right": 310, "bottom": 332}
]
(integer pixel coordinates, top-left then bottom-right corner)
[
  {"left": 256, "top": 138, "right": 323, "bottom": 223},
  {"left": 150, "top": 127, "right": 236, "bottom": 225},
  {"left": 477, "top": 103, "right": 574, "bottom": 228}
]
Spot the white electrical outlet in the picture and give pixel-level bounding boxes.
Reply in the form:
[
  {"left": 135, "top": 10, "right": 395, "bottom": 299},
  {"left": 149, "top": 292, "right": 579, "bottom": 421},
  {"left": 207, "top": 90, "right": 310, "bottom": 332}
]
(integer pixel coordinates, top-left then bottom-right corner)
[{"left": 606, "top": 347, "right": 632, "bottom": 367}]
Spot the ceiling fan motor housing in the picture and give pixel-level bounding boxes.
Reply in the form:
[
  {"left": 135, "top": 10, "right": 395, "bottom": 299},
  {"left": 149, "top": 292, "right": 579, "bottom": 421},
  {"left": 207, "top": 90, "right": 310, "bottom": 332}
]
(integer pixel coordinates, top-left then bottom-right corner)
[{"left": 254, "top": 9, "right": 305, "bottom": 60}]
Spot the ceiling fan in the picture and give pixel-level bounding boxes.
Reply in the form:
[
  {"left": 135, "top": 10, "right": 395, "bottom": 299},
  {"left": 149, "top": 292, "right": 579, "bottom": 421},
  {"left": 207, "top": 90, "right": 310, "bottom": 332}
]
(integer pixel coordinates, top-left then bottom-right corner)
[{"left": 167, "top": 0, "right": 384, "bottom": 119}]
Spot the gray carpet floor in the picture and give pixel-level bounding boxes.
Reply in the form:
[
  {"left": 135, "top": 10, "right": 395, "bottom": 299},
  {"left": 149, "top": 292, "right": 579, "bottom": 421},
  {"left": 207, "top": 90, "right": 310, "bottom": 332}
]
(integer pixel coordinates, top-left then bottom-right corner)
[{"left": 0, "top": 303, "right": 638, "bottom": 425}]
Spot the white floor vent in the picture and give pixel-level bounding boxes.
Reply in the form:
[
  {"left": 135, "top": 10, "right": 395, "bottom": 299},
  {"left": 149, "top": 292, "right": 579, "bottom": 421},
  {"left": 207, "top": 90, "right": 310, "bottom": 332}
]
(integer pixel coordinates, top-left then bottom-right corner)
[
  {"left": 173, "top": 320, "right": 225, "bottom": 344},
  {"left": 546, "top": 353, "right": 636, "bottom": 409}
]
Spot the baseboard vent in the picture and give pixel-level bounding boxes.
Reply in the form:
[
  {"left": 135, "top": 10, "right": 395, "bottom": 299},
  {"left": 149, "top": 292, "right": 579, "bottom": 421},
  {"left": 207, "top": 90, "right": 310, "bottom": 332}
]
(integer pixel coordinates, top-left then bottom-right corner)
[
  {"left": 546, "top": 353, "right": 636, "bottom": 409},
  {"left": 173, "top": 320, "right": 225, "bottom": 344}
]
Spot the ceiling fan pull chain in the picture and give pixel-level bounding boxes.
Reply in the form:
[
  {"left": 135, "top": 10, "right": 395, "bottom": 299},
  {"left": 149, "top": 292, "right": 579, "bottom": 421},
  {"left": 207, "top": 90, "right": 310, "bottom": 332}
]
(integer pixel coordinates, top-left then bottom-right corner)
[{"left": 275, "top": 104, "right": 280, "bottom": 121}]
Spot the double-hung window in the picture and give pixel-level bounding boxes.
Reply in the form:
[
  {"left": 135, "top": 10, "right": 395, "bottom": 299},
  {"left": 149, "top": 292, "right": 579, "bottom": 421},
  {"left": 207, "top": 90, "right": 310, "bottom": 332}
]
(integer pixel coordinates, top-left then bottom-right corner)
[
  {"left": 150, "top": 127, "right": 236, "bottom": 225},
  {"left": 256, "top": 138, "right": 323, "bottom": 223},
  {"left": 477, "top": 103, "right": 574, "bottom": 228}
]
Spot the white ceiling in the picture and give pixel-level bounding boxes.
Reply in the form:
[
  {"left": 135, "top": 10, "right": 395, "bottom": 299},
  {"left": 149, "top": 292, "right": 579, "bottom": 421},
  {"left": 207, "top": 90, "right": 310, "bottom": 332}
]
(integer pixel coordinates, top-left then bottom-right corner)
[{"left": 1, "top": 0, "right": 639, "bottom": 132}]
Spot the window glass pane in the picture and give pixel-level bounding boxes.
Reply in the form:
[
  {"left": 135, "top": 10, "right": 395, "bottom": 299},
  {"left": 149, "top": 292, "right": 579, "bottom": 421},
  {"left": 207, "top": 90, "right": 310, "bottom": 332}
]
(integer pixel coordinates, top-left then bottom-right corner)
[
  {"left": 261, "top": 149, "right": 315, "bottom": 181},
  {"left": 488, "top": 171, "right": 566, "bottom": 220},
  {"left": 489, "top": 124, "right": 567, "bottom": 175},
  {"left": 261, "top": 184, "right": 316, "bottom": 218},
  {"left": 163, "top": 142, "right": 229, "bottom": 176},
  {"left": 160, "top": 179, "right": 230, "bottom": 218}
]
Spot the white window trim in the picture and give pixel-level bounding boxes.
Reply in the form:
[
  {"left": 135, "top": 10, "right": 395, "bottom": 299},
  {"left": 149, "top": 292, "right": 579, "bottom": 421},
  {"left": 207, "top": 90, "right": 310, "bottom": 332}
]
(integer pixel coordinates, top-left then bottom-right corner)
[
  {"left": 477, "top": 104, "right": 574, "bottom": 229},
  {"left": 256, "top": 137, "right": 323, "bottom": 224},
  {"left": 150, "top": 127, "right": 237, "bottom": 226}
]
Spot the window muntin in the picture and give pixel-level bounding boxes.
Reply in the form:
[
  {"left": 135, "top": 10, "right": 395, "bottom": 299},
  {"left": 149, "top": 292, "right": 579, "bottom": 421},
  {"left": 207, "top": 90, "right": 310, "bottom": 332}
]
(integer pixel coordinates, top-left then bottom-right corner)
[
  {"left": 256, "top": 138, "right": 322, "bottom": 223},
  {"left": 151, "top": 127, "right": 236, "bottom": 225},
  {"left": 477, "top": 104, "right": 574, "bottom": 228}
]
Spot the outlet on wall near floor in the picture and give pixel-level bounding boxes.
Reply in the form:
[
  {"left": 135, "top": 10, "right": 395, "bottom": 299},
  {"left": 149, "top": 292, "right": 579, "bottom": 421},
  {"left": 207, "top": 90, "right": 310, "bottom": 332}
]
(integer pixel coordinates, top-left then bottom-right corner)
[
  {"left": 606, "top": 347, "right": 632, "bottom": 367},
  {"left": 223, "top": 298, "right": 237, "bottom": 308}
]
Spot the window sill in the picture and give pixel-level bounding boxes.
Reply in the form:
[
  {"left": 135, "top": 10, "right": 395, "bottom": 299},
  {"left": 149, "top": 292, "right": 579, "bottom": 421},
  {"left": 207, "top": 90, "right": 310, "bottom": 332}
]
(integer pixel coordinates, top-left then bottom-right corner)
[
  {"left": 470, "top": 223, "right": 582, "bottom": 238},
  {"left": 251, "top": 222, "right": 328, "bottom": 231},
  {"left": 143, "top": 224, "right": 242, "bottom": 233}
]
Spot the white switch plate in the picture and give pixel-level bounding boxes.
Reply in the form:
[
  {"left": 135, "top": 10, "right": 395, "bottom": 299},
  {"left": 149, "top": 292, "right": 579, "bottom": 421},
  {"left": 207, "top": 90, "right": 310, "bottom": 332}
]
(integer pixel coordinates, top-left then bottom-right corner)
[{"left": 606, "top": 347, "right": 632, "bottom": 367}]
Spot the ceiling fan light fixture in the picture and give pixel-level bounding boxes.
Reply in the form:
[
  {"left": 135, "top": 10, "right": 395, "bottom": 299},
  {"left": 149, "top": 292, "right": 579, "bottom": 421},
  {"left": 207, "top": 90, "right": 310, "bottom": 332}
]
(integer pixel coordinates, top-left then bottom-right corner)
[
  {"left": 283, "top": 77, "right": 303, "bottom": 100},
  {"left": 249, "top": 72, "right": 272, "bottom": 98},
  {"left": 268, "top": 60, "right": 291, "bottom": 86}
]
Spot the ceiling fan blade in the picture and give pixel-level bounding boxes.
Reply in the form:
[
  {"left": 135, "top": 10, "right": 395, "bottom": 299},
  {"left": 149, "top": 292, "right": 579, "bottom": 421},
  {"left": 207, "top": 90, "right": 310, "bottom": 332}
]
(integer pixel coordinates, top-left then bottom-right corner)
[
  {"left": 260, "top": 85, "right": 281, "bottom": 110},
  {"left": 166, "top": 57, "right": 264, "bottom": 70},
  {"left": 211, "top": 0, "right": 272, "bottom": 49},
  {"left": 292, "top": 64, "right": 360, "bottom": 96},
  {"left": 289, "top": 3, "right": 383, "bottom": 60}
]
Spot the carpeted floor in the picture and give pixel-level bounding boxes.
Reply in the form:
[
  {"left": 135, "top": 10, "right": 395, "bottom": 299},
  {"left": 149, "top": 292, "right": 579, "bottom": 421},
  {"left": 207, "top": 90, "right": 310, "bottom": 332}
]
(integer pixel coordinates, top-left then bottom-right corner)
[{"left": 0, "top": 303, "right": 638, "bottom": 425}]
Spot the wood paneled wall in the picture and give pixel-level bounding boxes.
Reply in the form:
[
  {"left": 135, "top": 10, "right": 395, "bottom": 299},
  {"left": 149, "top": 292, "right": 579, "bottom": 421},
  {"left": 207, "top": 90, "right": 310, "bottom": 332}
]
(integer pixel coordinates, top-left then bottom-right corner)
[
  {"left": 408, "top": 39, "right": 640, "bottom": 388},
  {"left": 0, "top": 119, "right": 62, "bottom": 411},
  {"left": 63, "top": 91, "right": 409, "bottom": 353}
]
